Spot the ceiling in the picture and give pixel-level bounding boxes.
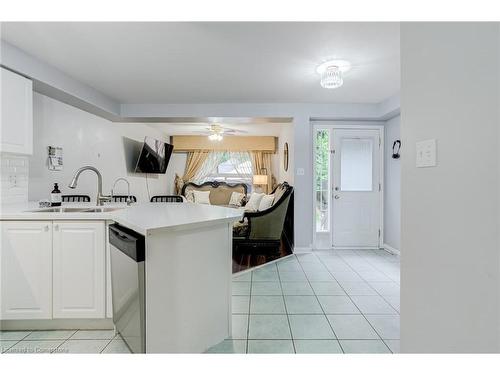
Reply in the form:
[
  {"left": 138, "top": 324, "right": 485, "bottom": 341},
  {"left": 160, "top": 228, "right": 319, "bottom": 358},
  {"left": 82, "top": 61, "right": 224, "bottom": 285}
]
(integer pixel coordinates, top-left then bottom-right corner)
[
  {"left": 1, "top": 22, "right": 400, "bottom": 104},
  {"left": 151, "top": 121, "right": 291, "bottom": 137}
]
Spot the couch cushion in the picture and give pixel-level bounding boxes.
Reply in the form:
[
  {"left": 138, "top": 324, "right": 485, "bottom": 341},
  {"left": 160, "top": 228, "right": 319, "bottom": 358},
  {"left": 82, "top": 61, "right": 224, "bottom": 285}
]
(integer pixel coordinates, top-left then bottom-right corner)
[
  {"left": 193, "top": 190, "right": 211, "bottom": 204},
  {"left": 246, "top": 192, "right": 265, "bottom": 211},
  {"left": 258, "top": 194, "right": 275, "bottom": 211},
  {"left": 229, "top": 192, "right": 245, "bottom": 206},
  {"left": 183, "top": 183, "right": 246, "bottom": 205},
  {"left": 185, "top": 190, "right": 194, "bottom": 203}
]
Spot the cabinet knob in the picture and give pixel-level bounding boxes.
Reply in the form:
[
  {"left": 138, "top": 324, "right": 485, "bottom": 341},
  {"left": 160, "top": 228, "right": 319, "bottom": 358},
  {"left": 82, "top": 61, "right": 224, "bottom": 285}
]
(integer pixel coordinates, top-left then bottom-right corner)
[
  {"left": 44, "top": 225, "right": 49, "bottom": 231},
  {"left": 54, "top": 224, "right": 59, "bottom": 231}
]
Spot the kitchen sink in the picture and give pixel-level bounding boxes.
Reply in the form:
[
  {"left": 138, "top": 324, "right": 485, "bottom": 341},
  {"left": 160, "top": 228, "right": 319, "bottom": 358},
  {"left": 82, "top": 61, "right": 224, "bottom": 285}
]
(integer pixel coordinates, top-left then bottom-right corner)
[
  {"left": 82, "top": 207, "right": 124, "bottom": 212},
  {"left": 26, "top": 207, "right": 124, "bottom": 213}
]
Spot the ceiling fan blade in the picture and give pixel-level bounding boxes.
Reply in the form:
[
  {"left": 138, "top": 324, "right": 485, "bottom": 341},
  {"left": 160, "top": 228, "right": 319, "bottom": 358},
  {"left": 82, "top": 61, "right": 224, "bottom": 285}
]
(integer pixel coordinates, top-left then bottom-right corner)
[{"left": 222, "top": 128, "right": 248, "bottom": 134}]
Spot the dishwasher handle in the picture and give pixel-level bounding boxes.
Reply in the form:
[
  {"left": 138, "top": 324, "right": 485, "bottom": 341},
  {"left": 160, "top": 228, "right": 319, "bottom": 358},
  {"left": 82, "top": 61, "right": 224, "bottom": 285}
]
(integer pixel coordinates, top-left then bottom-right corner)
[{"left": 109, "top": 224, "right": 145, "bottom": 262}]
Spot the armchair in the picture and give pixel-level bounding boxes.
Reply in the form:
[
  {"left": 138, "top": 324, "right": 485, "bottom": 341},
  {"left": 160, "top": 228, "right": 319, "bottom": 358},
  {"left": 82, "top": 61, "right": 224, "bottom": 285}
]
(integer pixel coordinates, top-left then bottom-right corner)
[{"left": 233, "top": 182, "right": 293, "bottom": 259}]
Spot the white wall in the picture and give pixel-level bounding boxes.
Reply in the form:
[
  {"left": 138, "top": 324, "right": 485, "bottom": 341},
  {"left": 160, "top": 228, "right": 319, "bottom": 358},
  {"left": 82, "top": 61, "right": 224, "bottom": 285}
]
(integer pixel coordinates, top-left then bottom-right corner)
[
  {"left": 0, "top": 154, "right": 29, "bottom": 204},
  {"left": 401, "top": 23, "right": 500, "bottom": 352},
  {"left": 29, "top": 93, "right": 171, "bottom": 202},
  {"left": 277, "top": 124, "right": 294, "bottom": 184},
  {"left": 384, "top": 115, "right": 400, "bottom": 252}
]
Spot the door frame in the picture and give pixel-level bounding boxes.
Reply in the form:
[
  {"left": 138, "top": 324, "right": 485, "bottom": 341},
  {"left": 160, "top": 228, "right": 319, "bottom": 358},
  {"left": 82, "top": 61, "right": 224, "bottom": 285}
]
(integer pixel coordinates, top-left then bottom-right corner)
[{"left": 311, "top": 121, "right": 385, "bottom": 250}]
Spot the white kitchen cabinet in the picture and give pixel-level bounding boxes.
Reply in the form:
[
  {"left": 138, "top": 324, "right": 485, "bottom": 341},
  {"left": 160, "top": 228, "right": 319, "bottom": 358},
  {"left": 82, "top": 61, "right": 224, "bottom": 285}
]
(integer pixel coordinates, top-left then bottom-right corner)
[
  {"left": 0, "top": 67, "right": 33, "bottom": 155},
  {"left": 52, "top": 221, "right": 106, "bottom": 319},
  {"left": 0, "top": 221, "right": 52, "bottom": 320}
]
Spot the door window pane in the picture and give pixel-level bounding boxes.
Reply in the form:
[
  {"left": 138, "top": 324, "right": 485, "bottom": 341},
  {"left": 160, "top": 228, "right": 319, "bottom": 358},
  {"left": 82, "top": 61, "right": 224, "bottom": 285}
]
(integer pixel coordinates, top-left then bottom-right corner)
[
  {"left": 340, "top": 138, "right": 373, "bottom": 191},
  {"left": 315, "top": 130, "right": 330, "bottom": 232}
]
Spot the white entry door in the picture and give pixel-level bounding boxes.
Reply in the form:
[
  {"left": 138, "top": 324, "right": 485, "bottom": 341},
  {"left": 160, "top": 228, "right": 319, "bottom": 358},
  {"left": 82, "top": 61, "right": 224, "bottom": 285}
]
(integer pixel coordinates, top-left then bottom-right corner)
[{"left": 332, "top": 129, "right": 381, "bottom": 248}]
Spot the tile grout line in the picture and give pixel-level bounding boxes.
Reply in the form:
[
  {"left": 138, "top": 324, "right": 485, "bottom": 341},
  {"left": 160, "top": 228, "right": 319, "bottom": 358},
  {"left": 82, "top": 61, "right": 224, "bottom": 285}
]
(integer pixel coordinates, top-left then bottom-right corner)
[
  {"left": 351, "top": 250, "right": 400, "bottom": 285},
  {"left": 296, "top": 254, "right": 343, "bottom": 353},
  {"left": 3, "top": 330, "right": 32, "bottom": 352},
  {"left": 276, "top": 258, "right": 296, "bottom": 354},
  {"left": 316, "top": 251, "right": 392, "bottom": 353},
  {"left": 245, "top": 268, "right": 253, "bottom": 354},
  {"left": 100, "top": 334, "right": 118, "bottom": 354},
  {"left": 334, "top": 252, "right": 400, "bottom": 320},
  {"left": 52, "top": 329, "right": 80, "bottom": 353},
  {"left": 315, "top": 252, "right": 366, "bottom": 354},
  {"left": 337, "top": 251, "right": 399, "bottom": 352},
  {"left": 1, "top": 337, "right": 26, "bottom": 353}
]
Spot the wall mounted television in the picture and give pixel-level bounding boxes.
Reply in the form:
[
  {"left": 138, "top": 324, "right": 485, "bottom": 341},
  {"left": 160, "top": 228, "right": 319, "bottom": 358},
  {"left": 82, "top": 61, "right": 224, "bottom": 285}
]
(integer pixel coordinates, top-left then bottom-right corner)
[{"left": 134, "top": 136, "right": 174, "bottom": 174}]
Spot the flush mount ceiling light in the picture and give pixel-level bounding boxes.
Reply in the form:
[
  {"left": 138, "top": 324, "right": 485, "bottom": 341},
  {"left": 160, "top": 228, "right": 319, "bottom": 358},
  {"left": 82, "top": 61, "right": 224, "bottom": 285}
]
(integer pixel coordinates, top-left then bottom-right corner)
[{"left": 316, "top": 60, "right": 351, "bottom": 89}]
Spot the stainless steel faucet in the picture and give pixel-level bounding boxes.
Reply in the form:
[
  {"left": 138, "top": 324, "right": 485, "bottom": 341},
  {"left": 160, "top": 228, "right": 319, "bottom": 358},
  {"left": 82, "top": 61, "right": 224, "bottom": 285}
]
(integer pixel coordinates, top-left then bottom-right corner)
[
  {"left": 68, "top": 166, "right": 112, "bottom": 206},
  {"left": 111, "top": 177, "right": 133, "bottom": 206}
]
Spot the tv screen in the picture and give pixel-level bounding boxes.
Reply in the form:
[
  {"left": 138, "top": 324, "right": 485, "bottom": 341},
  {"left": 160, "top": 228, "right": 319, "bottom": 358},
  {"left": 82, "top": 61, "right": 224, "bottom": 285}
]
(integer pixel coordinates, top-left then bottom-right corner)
[{"left": 134, "top": 137, "right": 173, "bottom": 174}]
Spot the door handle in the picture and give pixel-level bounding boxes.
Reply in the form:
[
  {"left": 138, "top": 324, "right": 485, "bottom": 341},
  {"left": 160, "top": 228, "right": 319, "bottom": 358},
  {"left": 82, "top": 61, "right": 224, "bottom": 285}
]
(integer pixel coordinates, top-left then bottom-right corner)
[{"left": 334, "top": 195, "right": 340, "bottom": 199}]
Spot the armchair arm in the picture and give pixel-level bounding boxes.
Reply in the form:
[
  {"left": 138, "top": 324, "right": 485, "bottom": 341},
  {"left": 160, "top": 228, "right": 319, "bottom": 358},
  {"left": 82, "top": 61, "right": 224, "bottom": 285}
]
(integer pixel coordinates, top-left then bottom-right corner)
[{"left": 245, "top": 194, "right": 291, "bottom": 240}]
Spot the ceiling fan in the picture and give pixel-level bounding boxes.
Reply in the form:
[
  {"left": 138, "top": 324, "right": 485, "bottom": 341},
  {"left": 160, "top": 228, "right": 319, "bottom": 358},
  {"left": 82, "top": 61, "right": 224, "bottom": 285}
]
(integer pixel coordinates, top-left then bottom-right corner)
[{"left": 194, "top": 124, "right": 248, "bottom": 141}]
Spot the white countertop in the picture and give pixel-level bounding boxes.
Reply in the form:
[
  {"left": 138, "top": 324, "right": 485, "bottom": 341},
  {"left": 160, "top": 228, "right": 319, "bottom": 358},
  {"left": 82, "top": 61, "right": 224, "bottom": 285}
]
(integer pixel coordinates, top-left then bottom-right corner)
[
  {"left": 112, "top": 202, "right": 243, "bottom": 235},
  {"left": 0, "top": 201, "right": 243, "bottom": 235}
]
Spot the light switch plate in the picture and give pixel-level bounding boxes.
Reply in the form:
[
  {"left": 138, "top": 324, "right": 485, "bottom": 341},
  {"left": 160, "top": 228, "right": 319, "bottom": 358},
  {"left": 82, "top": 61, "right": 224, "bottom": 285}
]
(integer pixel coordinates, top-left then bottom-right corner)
[
  {"left": 416, "top": 139, "right": 437, "bottom": 167},
  {"left": 296, "top": 168, "right": 305, "bottom": 176}
]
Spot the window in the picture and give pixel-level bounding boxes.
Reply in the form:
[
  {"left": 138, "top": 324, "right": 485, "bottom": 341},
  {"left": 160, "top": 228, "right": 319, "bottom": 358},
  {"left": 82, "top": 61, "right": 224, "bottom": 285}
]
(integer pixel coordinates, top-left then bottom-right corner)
[
  {"left": 194, "top": 151, "right": 254, "bottom": 192},
  {"left": 340, "top": 138, "right": 373, "bottom": 191},
  {"left": 315, "top": 130, "right": 330, "bottom": 232}
]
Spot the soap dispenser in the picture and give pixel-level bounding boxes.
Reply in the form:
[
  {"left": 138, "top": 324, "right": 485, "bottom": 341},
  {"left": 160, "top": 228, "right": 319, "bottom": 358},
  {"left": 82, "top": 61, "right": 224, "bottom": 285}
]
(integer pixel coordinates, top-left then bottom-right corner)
[{"left": 51, "top": 183, "right": 62, "bottom": 207}]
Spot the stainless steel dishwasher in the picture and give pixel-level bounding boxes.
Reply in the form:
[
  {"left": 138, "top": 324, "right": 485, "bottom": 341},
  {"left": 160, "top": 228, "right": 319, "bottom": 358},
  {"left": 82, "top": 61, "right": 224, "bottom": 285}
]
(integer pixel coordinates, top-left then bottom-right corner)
[{"left": 109, "top": 224, "right": 146, "bottom": 353}]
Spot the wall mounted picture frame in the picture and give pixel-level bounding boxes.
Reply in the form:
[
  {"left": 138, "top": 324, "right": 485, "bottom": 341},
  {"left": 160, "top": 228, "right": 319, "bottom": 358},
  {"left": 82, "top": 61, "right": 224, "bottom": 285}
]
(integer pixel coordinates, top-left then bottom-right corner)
[{"left": 284, "top": 142, "right": 289, "bottom": 171}]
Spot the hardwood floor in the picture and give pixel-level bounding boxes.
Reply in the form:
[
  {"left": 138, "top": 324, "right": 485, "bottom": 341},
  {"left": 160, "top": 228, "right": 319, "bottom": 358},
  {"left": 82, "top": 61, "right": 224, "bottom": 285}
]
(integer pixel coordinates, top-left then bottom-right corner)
[{"left": 232, "top": 240, "right": 292, "bottom": 273}]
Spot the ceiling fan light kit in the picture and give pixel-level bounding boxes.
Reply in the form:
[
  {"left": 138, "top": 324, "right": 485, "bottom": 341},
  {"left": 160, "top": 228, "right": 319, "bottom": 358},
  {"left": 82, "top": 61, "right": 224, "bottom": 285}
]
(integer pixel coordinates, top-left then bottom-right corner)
[
  {"left": 208, "top": 133, "right": 223, "bottom": 141},
  {"left": 207, "top": 124, "right": 224, "bottom": 141}
]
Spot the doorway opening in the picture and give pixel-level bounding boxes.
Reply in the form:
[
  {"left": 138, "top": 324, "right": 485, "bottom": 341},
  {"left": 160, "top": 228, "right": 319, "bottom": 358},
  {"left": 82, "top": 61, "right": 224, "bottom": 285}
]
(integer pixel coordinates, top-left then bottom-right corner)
[{"left": 313, "top": 123, "right": 384, "bottom": 250}]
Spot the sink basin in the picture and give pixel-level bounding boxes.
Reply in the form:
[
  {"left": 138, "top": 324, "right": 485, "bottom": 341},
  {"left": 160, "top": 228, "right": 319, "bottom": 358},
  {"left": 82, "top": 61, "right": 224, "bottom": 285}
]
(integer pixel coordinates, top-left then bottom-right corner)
[
  {"left": 26, "top": 207, "right": 124, "bottom": 213},
  {"left": 81, "top": 207, "right": 123, "bottom": 213}
]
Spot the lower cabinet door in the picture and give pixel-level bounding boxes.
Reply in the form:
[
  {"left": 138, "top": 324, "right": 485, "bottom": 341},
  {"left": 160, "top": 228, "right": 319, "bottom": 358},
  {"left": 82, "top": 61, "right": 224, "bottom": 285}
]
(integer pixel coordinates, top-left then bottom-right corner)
[
  {"left": 0, "top": 221, "right": 53, "bottom": 320},
  {"left": 52, "top": 221, "right": 106, "bottom": 319}
]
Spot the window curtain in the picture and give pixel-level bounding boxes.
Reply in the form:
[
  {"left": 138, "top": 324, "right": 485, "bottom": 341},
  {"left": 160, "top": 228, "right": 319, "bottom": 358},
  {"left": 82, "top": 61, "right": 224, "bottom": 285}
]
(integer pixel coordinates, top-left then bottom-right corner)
[
  {"left": 251, "top": 151, "right": 273, "bottom": 193},
  {"left": 193, "top": 151, "right": 252, "bottom": 184},
  {"left": 225, "top": 151, "right": 253, "bottom": 176},
  {"left": 193, "top": 152, "right": 226, "bottom": 183},
  {"left": 183, "top": 151, "right": 210, "bottom": 182}
]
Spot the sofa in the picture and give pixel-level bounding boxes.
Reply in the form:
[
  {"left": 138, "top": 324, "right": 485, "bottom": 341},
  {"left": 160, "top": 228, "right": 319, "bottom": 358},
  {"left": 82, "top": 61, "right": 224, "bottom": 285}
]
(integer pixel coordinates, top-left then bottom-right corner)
[{"left": 181, "top": 181, "right": 248, "bottom": 206}]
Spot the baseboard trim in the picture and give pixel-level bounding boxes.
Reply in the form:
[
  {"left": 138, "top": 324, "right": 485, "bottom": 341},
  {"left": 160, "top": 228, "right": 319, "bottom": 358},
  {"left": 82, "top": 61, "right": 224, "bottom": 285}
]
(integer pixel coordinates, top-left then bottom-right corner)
[
  {"left": 383, "top": 243, "right": 400, "bottom": 256},
  {"left": 0, "top": 318, "right": 114, "bottom": 330}
]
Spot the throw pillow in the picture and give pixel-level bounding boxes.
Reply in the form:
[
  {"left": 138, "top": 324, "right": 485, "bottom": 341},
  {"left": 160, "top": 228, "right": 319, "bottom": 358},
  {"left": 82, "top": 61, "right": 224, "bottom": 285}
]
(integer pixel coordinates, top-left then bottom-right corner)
[
  {"left": 185, "top": 190, "right": 194, "bottom": 203},
  {"left": 245, "top": 192, "right": 265, "bottom": 211},
  {"left": 258, "top": 194, "right": 275, "bottom": 211},
  {"left": 229, "top": 192, "right": 244, "bottom": 206},
  {"left": 193, "top": 190, "right": 211, "bottom": 205}
]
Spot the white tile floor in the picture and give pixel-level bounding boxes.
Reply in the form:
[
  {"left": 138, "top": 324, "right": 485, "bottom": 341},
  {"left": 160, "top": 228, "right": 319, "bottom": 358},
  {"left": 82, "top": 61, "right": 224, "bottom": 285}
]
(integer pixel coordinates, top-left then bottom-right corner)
[
  {"left": 0, "top": 330, "right": 130, "bottom": 354},
  {"left": 208, "top": 249, "right": 400, "bottom": 354},
  {"left": 0, "top": 249, "right": 399, "bottom": 354}
]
